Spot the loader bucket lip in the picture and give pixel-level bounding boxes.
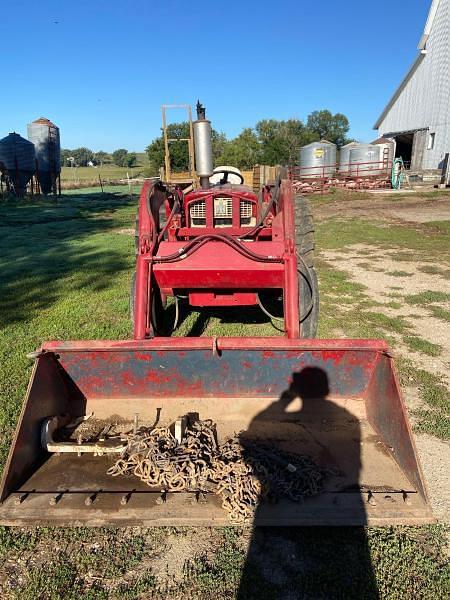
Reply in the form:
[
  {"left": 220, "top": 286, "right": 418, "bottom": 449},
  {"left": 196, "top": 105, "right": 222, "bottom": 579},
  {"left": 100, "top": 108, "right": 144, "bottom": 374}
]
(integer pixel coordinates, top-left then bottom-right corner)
[
  {"left": 40, "top": 337, "right": 391, "bottom": 352},
  {"left": 0, "top": 337, "right": 434, "bottom": 526}
]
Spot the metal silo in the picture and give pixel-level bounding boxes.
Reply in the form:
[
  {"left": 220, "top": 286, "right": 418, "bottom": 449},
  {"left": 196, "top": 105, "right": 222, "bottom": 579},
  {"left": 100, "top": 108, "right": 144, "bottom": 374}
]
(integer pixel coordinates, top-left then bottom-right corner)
[
  {"left": 339, "top": 142, "right": 358, "bottom": 175},
  {"left": 0, "top": 133, "right": 36, "bottom": 196},
  {"left": 349, "top": 144, "right": 381, "bottom": 176},
  {"left": 27, "top": 117, "right": 61, "bottom": 194},
  {"left": 299, "top": 140, "right": 336, "bottom": 178},
  {"left": 372, "top": 137, "right": 395, "bottom": 174}
]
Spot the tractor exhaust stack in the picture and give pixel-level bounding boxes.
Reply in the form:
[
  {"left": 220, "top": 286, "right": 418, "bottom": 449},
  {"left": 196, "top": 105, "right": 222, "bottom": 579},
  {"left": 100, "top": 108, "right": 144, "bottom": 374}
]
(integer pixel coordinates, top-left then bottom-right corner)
[{"left": 193, "top": 101, "right": 213, "bottom": 189}]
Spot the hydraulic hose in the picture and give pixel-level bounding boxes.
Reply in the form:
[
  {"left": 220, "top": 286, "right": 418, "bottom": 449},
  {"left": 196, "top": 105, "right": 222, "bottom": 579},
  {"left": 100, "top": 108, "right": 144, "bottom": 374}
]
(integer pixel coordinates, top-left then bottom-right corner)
[
  {"left": 157, "top": 188, "right": 181, "bottom": 245},
  {"left": 257, "top": 252, "right": 315, "bottom": 324},
  {"left": 152, "top": 233, "right": 283, "bottom": 264},
  {"left": 239, "top": 179, "right": 281, "bottom": 240},
  {"left": 151, "top": 295, "right": 179, "bottom": 336}
]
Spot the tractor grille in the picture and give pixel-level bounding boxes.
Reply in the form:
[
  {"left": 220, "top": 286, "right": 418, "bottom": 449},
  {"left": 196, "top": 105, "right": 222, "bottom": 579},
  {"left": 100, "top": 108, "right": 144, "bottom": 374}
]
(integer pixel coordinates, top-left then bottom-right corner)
[
  {"left": 240, "top": 200, "right": 254, "bottom": 225},
  {"left": 214, "top": 197, "right": 233, "bottom": 226},
  {"left": 189, "top": 198, "right": 255, "bottom": 227},
  {"left": 190, "top": 200, "right": 206, "bottom": 227}
]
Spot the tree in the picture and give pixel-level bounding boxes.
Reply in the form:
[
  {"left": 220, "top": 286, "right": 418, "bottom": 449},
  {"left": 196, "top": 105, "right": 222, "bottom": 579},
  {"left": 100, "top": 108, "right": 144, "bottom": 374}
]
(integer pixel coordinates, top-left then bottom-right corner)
[
  {"left": 146, "top": 123, "right": 189, "bottom": 173},
  {"left": 146, "top": 122, "right": 227, "bottom": 174},
  {"left": 112, "top": 149, "right": 129, "bottom": 167},
  {"left": 217, "top": 128, "right": 261, "bottom": 169},
  {"left": 94, "top": 151, "right": 110, "bottom": 166},
  {"left": 124, "top": 152, "right": 137, "bottom": 168},
  {"left": 71, "top": 147, "right": 94, "bottom": 167},
  {"left": 60, "top": 148, "right": 72, "bottom": 166},
  {"left": 255, "top": 119, "right": 315, "bottom": 165},
  {"left": 306, "top": 110, "right": 350, "bottom": 147}
]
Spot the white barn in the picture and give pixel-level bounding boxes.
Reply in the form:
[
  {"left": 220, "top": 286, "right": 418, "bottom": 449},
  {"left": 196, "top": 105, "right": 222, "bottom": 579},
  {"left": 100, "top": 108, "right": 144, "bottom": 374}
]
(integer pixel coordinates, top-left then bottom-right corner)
[{"left": 374, "top": 0, "right": 450, "bottom": 174}]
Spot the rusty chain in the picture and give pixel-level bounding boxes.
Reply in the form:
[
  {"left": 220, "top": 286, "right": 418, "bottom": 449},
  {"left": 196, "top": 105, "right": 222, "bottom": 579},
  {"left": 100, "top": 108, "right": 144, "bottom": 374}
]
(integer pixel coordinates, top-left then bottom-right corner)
[{"left": 107, "top": 419, "right": 328, "bottom": 522}]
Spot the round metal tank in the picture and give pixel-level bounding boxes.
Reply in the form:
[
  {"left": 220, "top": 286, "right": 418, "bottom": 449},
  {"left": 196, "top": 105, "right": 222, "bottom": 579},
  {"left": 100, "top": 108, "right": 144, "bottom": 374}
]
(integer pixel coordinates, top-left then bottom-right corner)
[
  {"left": 349, "top": 144, "right": 381, "bottom": 176},
  {"left": 0, "top": 132, "right": 36, "bottom": 196},
  {"left": 372, "top": 138, "right": 395, "bottom": 174},
  {"left": 299, "top": 140, "right": 336, "bottom": 178},
  {"left": 27, "top": 117, "right": 61, "bottom": 194},
  {"left": 339, "top": 142, "right": 358, "bottom": 175}
]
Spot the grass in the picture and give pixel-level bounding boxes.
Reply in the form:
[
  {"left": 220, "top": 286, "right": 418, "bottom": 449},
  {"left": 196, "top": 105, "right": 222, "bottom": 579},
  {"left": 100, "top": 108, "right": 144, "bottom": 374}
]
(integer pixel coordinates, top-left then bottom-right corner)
[
  {"left": 403, "top": 335, "right": 442, "bottom": 357},
  {"left": 385, "top": 270, "right": 413, "bottom": 277},
  {"left": 430, "top": 305, "right": 450, "bottom": 322},
  {"left": 316, "top": 218, "right": 450, "bottom": 256},
  {"left": 0, "top": 189, "right": 449, "bottom": 598},
  {"left": 417, "top": 264, "right": 446, "bottom": 275},
  {"left": 61, "top": 164, "right": 146, "bottom": 182},
  {"left": 60, "top": 154, "right": 149, "bottom": 184},
  {"left": 397, "top": 358, "right": 449, "bottom": 440},
  {"left": 405, "top": 290, "right": 450, "bottom": 305}
]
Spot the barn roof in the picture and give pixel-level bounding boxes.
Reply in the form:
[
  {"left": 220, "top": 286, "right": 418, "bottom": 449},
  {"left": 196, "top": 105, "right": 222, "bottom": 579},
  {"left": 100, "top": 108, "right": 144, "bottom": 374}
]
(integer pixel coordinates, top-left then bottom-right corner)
[{"left": 374, "top": 0, "right": 441, "bottom": 130}]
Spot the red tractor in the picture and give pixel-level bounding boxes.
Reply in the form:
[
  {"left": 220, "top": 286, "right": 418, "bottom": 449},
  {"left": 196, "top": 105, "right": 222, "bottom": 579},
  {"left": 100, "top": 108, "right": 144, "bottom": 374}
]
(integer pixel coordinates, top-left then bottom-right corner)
[
  {"left": 133, "top": 103, "right": 319, "bottom": 340},
  {"left": 0, "top": 103, "right": 432, "bottom": 527}
]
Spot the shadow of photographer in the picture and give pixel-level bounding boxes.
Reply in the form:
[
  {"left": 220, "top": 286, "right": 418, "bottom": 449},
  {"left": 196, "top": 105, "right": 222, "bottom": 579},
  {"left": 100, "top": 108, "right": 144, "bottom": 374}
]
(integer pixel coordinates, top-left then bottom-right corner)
[{"left": 236, "top": 366, "right": 379, "bottom": 599}]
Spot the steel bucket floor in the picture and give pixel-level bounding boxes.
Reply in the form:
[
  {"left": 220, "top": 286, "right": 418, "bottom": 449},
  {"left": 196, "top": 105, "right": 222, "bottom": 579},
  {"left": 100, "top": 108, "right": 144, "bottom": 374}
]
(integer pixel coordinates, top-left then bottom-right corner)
[{"left": 0, "top": 397, "right": 432, "bottom": 526}]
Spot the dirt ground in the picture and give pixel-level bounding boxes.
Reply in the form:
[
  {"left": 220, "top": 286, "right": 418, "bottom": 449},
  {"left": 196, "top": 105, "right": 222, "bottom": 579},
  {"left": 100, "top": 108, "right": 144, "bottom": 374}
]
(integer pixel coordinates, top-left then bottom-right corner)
[
  {"left": 316, "top": 191, "right": 450, "bottom": 522},
  {"left": 314, "top": 190, "right": 450, "bottom": 223}
]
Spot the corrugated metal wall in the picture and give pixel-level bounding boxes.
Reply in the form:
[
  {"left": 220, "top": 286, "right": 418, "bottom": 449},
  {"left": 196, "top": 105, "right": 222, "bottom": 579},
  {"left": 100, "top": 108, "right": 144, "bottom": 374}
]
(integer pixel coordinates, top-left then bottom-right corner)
[{"left": 378, "top": 0, "right": 449, "bottom": 169}]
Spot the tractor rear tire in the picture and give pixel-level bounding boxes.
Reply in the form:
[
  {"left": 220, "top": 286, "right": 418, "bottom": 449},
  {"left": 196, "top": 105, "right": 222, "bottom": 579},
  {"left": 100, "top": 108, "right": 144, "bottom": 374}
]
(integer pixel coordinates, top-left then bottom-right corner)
[{"left": 295, "top": 194, "right": 319, "bottom": 338}]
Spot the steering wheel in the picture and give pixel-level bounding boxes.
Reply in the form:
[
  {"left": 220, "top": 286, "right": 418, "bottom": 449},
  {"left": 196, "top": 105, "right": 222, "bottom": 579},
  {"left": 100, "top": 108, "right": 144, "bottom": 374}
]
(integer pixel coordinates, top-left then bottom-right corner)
[{"left": 212, "top": 169, "right": 244, "bottom": 185}]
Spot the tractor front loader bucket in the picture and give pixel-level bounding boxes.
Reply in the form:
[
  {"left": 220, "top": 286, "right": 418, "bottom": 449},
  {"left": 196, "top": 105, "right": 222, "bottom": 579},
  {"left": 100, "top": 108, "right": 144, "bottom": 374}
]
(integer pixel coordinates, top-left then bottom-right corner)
[{"left": 0, "top": 338, "right": 433, "bottom": 526}]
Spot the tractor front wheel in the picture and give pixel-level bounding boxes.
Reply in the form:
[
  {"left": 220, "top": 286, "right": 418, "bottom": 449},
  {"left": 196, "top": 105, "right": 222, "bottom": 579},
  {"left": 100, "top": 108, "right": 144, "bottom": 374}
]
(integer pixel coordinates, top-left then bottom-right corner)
[
  {"left": 295, "top": 194, "right": 319, "bottom": 338},
  {"left": 130, "top": 271, "right": 178, "bottom": 337}
]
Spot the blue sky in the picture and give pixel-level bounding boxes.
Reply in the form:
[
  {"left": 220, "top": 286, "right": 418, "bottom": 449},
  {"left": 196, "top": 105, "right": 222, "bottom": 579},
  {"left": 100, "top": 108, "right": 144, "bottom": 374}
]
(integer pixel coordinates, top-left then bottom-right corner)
[{"left": 0, "top": 0, "right": 431, "bottom": 152}]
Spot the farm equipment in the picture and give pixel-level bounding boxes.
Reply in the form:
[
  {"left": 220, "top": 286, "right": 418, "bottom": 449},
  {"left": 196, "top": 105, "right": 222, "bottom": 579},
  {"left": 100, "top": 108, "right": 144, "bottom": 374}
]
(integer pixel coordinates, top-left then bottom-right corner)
[{"left": 0, "top": 104, "right": 433, "bottom": 526}]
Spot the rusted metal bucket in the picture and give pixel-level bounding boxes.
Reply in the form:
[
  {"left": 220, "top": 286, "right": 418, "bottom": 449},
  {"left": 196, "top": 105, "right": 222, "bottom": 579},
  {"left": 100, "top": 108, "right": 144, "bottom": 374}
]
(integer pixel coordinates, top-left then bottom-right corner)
[{"left": 0, "top": 338, "right": 433, "bottom": 526}]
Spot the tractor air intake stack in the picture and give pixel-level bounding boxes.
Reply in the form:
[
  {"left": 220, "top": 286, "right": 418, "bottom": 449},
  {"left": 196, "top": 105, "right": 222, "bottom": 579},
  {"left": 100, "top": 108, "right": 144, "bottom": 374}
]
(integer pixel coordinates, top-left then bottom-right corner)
[{"left": 193, "top": 101, "right": 213, "bottom": 189}]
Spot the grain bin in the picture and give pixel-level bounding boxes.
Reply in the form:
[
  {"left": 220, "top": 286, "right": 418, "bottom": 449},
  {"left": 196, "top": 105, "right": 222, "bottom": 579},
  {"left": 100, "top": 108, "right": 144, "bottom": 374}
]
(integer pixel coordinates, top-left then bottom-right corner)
[
  {"left": 338, "top": 142, "right": 358, "bottom": 175},
  {"left": 299, "top": 140, "right": 336, "bottom": 178},
  {"left": 27, "top": 117, "right": 61, "bottom": 194},
  {"left": 0, "top": 133, "right": 36, "bottom": 196},
  {"left": 372, "top": 137, "right": 395, "bottom": 173},
  {"left": 349, "top": 144, "right": 381, "bottom": 176}
]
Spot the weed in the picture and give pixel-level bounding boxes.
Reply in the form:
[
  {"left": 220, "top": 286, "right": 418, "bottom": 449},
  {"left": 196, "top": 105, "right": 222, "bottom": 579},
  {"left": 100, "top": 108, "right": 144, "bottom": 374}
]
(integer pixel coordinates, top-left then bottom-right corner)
[
  {"left": 396, "top": 358, "right": 449, "bottom": 439},
  {"left": 429, "top": 305, "right": 450, "bottom": 322},
  {"left": 415, "top": 410, "right": 450, "bottom": 439},
  {"left": 316, "top": 218, "right": 450, "bottom": 255},
  {"left": 403, "top": 336, "right": 442, "bottom": 357},
  {"left": 417, "top": 264, "right": 443, "bottom": 275},
  {"left": 405, "top": 290, "right": 450, "bottom": 305},
  {"left": 385, "top": 270, "right": 413, "bottom": 277},
  {"left": 384, "top": 301, "right": 403, "bottom": 309},
  {"left": 368, "top": 526, "right": 450, "bottom": 599}
]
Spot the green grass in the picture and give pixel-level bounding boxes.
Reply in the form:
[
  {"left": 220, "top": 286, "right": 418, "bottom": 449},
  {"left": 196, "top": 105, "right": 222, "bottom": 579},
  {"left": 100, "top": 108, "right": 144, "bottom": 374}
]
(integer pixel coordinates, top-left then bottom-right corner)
[
  {"left": 385, "top": 270, "right": 413, "bottom": 277},
  {"left": 405, "top": 290, "right": 450, "bottom": 305},
  {"left": 417, "top": 264, "right": 446, "bottom": 275},
  {"left": 430, "top": 305, "right": 450, "bottom": 322},
  {"left": 426, "top": 220, "right": 450, "bottom": 234},
  {"left": 384, "top": 301, "right": 403, "bottom": 309},
  {"left": 0, "top": 190, "right": 449, "bottom": 598},
  {"left": 397, "top": 358, "right": 449, "bottom": 440},
  {"left": 0, "top": 190, "right": 136, "bottom": 465},
  {"left": 61, "top": 164, "right": 147, "bottom": 183},
  {"left": 316, "top": 218, "right": 450, "bottom": 256},
  {"left": 403, "top": 336, "right": 442, "bottom": 357}
]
